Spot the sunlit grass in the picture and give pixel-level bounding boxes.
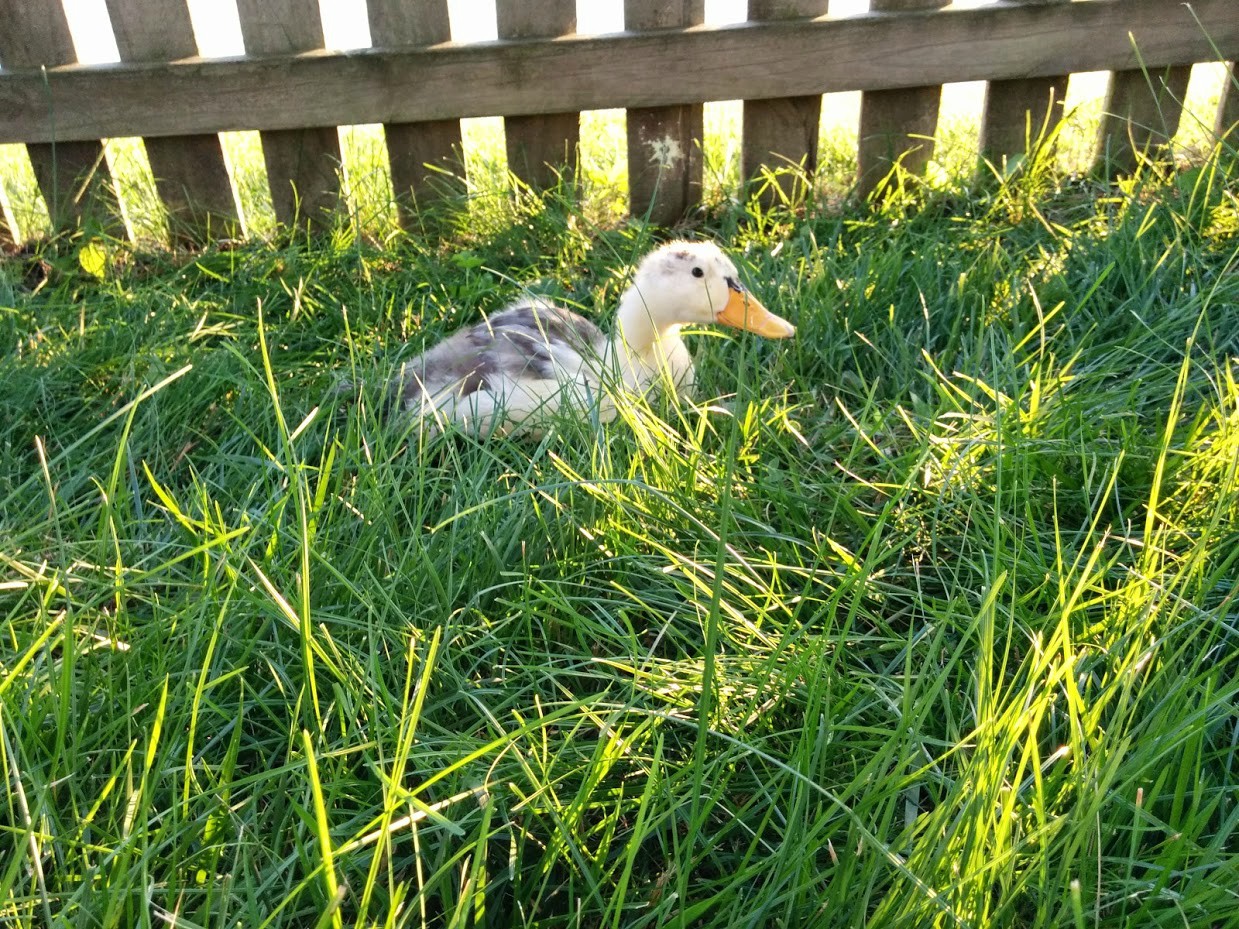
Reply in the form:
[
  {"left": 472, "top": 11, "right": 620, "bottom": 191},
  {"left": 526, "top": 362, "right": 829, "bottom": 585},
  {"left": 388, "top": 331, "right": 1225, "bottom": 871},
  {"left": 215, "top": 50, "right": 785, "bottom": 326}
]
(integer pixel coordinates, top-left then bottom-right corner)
[{"left": 1, "top": 79, "right": 1238, "bottom": 929}]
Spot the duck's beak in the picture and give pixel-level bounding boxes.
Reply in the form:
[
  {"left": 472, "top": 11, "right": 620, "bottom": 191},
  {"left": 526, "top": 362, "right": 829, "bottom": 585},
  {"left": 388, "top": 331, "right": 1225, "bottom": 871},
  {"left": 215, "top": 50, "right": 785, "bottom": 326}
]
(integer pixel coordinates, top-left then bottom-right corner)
[{"left": 716, "top": 280, "right": 796, "bottom": 338}]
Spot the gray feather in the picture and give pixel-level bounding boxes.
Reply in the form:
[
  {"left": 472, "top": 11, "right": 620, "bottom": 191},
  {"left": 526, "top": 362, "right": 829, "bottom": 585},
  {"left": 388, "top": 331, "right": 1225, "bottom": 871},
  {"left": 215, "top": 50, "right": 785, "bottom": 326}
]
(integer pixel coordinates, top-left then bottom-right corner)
[{"left": 396, "top": 297, "right": 606, "bottom": 410}]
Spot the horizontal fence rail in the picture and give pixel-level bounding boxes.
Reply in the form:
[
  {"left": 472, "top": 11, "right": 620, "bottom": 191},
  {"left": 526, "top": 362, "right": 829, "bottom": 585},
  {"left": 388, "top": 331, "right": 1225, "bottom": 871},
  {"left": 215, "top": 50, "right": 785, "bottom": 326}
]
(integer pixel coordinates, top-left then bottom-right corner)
[{"left": 1, "top": 0, "right": 1237, "bottom": 241}]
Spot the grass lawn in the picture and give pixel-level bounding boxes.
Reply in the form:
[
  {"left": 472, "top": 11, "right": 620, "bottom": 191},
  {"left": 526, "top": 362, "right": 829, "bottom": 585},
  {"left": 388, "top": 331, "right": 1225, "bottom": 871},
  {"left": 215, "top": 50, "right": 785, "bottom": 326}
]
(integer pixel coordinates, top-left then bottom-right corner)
[{"left": 1, "top": 110, "right": 1238, "bottom": 928}]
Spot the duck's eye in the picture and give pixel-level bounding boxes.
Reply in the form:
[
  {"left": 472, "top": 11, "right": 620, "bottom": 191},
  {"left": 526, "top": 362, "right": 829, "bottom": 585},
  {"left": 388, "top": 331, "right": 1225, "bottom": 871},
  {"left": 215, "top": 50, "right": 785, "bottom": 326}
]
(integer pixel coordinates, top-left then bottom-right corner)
[{"left": 691, "top": 267, "right": 704, "bottom": 278}]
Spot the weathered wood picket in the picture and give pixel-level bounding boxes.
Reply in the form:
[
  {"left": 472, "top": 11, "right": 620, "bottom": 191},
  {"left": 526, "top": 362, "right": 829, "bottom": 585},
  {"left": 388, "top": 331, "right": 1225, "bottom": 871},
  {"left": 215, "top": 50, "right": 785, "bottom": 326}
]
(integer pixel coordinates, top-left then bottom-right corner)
[
  {"left": 0, "top": 0, "right": 1236, "bottom": 245},
  {"left": 978, "top": 0, "right": 1070, "bottom": 169},
  {"left": 742, "top": 0, "right": 829, "bottom": 205},
  {"left": 236, "top": 0, "right": 345, "bottom": 230},
  {"left": 106, "top": 0, "right": 241, "bottom": 241},
  {"left": 497, "top": 0, "right": 580, "bottom": 193},
  {"left": 857, "top": 0, "right": 949, "bottom": 199},
  {"left": 367, "top": 0, "right": 462, "bottom": 223},
  {"left": 0, "top": 0, "right": 117, "bottom": 233}
]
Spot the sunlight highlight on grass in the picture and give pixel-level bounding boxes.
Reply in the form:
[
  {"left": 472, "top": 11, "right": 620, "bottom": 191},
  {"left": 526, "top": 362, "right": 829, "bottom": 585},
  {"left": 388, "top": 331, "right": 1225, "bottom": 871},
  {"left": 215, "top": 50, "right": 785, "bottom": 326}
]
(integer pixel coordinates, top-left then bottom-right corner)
[{"left": 2, "top": 44, "right": 1239, "bottom": 929}]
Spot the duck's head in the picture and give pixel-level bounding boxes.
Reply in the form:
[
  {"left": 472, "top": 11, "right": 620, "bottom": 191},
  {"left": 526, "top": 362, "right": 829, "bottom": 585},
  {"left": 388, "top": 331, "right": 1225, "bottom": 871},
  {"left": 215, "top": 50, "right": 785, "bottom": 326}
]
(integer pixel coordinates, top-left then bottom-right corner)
[{"left": 624, "top": 241, "right": 796, "bottom": 339}]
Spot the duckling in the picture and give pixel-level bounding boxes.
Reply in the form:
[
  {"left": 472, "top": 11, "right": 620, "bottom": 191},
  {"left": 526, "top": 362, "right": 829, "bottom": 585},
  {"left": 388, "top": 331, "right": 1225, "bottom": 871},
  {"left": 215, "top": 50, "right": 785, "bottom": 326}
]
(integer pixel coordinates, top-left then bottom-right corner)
[{"left": 394, "top": 240, "right": 795, "bottom": 435}]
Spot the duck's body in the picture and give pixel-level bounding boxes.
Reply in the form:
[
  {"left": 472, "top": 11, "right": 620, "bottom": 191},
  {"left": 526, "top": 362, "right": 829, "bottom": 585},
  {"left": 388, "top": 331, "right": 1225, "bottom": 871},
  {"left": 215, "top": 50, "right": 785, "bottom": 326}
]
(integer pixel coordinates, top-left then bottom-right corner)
[{"left": 394, "top": 241, "right": 795, "bottom": 435}]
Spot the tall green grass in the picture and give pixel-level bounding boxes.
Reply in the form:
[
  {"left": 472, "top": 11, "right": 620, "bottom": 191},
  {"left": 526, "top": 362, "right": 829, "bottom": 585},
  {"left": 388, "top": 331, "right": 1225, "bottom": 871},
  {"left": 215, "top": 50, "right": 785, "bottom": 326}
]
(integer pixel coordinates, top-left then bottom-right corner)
[{"left": 2, "top": 107, "right": 1238, "bottom": 929}]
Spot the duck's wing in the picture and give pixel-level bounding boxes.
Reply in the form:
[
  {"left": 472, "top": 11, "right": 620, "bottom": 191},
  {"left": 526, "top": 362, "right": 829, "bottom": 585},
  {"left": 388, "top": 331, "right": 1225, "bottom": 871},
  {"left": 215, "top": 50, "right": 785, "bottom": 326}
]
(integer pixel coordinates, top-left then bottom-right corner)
[
  {"left": 396, "top": 298, "right": 606, "bottom": 413},
  {"left": 484, "top": 298, "right": 607, "bottom": 382}
]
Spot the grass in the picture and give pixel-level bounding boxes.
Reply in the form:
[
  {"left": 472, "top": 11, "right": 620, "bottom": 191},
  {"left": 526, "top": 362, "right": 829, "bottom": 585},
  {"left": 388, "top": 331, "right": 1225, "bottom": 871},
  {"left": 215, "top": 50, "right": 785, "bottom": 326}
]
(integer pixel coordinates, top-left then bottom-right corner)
[{"left": 2, "top": 98, "right": 1239, "bottom": 928}]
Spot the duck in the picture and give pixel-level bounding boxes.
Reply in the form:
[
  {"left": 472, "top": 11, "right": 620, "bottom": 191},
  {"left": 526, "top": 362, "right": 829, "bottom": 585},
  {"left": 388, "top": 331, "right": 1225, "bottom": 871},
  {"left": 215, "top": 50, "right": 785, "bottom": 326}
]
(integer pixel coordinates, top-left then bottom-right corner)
[{"left": 393, "top": 240, "right": 796, "bottom": 435}]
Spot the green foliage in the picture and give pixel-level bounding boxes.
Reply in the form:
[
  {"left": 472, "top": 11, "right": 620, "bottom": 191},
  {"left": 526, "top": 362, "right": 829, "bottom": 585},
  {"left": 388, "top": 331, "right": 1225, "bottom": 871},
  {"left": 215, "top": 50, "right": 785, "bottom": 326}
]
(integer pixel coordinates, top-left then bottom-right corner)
[{"left": 1, "top": 127, "right": 1237, "bottom": 929}]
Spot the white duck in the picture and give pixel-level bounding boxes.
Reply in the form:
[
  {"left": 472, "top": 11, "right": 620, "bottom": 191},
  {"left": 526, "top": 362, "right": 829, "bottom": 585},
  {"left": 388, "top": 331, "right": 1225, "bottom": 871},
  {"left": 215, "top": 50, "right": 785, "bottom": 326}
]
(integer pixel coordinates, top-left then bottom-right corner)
[{"left": 394, "top": 240, "right": 795, "bottom": 435}]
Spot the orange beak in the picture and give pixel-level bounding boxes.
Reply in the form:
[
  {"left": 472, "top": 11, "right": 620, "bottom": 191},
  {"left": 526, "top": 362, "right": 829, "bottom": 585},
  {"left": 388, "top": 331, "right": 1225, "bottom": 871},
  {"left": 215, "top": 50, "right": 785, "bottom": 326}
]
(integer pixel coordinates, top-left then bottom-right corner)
[{"left": 716, "top": 281, "right": 796, "bottom": 338}]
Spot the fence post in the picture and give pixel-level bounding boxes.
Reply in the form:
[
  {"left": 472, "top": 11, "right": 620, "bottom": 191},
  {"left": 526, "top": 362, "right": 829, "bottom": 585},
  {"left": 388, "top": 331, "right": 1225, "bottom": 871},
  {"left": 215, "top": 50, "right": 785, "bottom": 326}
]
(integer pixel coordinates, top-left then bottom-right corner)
[
  {"left": 0, "top": 0, "right": 121, "bottom": 235},
  {"left": 496, "top": 1, "right": 580, "bottom": 192},
  {"left": 104, "top": 0, "right": 243, "bottom": 245},
  {"left": 1096, "top": 64, "right": 1192, "bottom": 176},
  {"left": 741, "top": 0, "right": 829, "bottom": 207},
  {"left": 979, "top": 0, "right": 1070, "bottom": 175},
  {"left": 367, "top": 0, "right": 464, "bottom": 225},
  {"left": 235, "top": 0, "right": 344, "bottom": 231},
  {"left": 624, "top": 0, "right": 705, "bottom": 225},
  {"left": 857, "top": 0, "right": 949, "bottom": 200}
]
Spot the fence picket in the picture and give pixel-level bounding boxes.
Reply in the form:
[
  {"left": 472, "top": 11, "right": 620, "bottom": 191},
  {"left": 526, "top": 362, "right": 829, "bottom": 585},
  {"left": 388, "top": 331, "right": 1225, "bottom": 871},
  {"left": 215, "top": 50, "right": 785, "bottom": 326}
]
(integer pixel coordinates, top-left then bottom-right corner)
[
  {"left": 235, "top": 0, "right": 343, "bottom": 230},
  {"left": 367, "top": 0, "right": 464, "bottom": 225},
  {"left": 741, "top": 0, "right": 829, "bottom": 206},
  {"left": 979, "top": 0, "right": 1069, "bottom": 173},
  {"left": 496, "top": 1, "right": 579, "bottom": 191},
  {"left": 1218, "top": 62, "right": 1238, "bottom": 139},
  {"left": 1097, "top": 65, "right": 1192, "bottom": 175},
  {"left": 0, "top": 0, "right": 119, "bottom": 233},
  {"left": 0, "top": 177, "right": 16, "bottom": 246},
  {"left": 104, "top": 0, "right": 242, "bottom": 244},
  {"left": 624, "top": 0, "right": 705, "bottom": 225},
  {"left": 857, "top": 0, "right": 949, "bottom": 199}
]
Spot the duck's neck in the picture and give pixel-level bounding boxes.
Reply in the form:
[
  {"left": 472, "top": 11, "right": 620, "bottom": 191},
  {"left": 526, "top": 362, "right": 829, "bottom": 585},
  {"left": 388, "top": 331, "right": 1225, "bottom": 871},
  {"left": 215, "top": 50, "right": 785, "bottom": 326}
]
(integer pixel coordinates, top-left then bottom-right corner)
[
  {"left": 611, "top": 288, "right": 691, "bottom": 390},
  {"left": 613, "top": 289, "right": 681, "bottom": 357}
]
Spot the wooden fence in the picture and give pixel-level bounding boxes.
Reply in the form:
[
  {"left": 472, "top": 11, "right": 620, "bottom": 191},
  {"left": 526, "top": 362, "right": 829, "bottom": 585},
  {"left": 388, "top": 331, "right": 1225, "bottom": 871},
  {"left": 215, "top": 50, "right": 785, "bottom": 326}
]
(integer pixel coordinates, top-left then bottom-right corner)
[{"left": 1, "top": 0, "right": 1237, "bottom": 246}]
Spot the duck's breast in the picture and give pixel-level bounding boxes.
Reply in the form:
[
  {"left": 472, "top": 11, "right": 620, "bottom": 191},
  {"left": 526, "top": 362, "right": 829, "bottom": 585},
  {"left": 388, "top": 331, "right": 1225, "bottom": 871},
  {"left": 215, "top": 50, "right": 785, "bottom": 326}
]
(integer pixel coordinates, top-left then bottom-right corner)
[{"left": 617, "top": 333, "right": 696, "bottom": 398}]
